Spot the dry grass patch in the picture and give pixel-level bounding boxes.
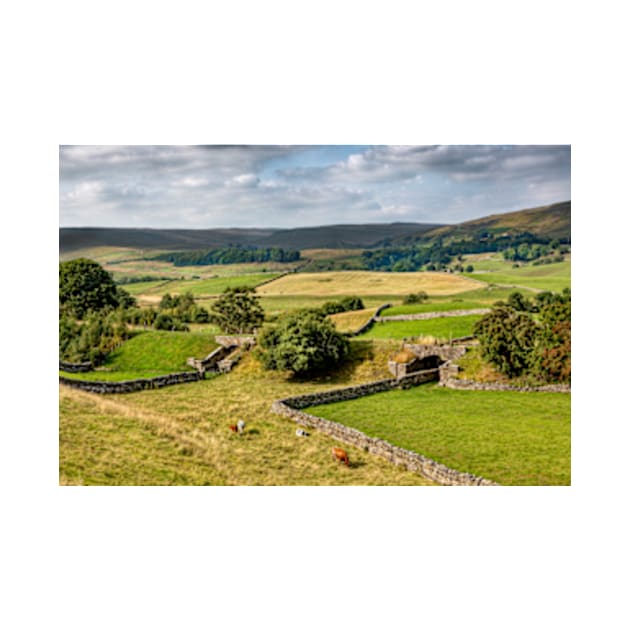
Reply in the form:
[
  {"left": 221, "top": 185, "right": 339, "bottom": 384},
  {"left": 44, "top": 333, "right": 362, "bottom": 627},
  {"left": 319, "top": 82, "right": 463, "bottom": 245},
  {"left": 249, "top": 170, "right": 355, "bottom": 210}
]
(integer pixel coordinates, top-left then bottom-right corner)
[
  {"left": 256, "top": 271, "right": 485, "bottom": 297},
  {"left": 59, "top": 341, "right": 436, "bottom": 486},
  {"left": 328, "top": 307, "right": 378, "bottom": 333}
]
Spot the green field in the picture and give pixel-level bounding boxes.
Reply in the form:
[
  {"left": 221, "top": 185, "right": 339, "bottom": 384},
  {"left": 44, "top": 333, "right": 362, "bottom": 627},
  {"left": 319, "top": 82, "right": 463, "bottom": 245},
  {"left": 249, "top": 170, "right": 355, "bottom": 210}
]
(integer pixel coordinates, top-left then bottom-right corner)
[
  {"left": 60, "top": 330, "right": 218, "bottom": 381},
  {"left": 304, "top": 383, "right": 570, "bottom": 485},
  {"left": 465, "top": 260, "right": 571, "bottom": 293},
  {"left": 382, "top": 300, "right": 489, "bottom": 316},
  {"left": 130, "top": 273, "right": 281, "bottom": 298},
  {"left": 358, "top": 314, "right": 482, "bottom": 341}
]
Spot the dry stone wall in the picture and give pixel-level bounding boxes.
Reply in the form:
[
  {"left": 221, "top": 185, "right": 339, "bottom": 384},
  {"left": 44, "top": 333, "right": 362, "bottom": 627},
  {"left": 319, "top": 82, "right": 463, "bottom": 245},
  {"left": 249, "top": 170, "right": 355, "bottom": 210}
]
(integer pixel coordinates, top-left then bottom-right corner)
[
  {"left": 59, "top": 371, "right": 203, "bottom": 394},
  {"left": 344, "top": 303, "right": 392, "bottom": 337},
  {"left": 442, "top": 377, "right": 570, "bottom": 393},
  {"left": 59, "top": 360, "right": 93, "bottom": 373},
  {"left": 376, "top": 308, "right": 490, "bottom": 322},
  {"left": 271, "top": 368, "right": 498, "bottom": 486}
]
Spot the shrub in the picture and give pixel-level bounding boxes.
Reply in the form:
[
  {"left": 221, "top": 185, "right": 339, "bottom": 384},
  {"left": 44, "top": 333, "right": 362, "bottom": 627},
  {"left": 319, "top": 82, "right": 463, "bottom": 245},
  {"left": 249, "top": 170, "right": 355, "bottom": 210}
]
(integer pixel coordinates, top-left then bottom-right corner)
[
  {"left": 257, "top": 309, "right": 350, "bottom": 376},
  {"left": 473, "top": 306, "right": 539, "bottom": 378},
  {"left": 403, "top": 291, "right": 429, "bottom": 305}
]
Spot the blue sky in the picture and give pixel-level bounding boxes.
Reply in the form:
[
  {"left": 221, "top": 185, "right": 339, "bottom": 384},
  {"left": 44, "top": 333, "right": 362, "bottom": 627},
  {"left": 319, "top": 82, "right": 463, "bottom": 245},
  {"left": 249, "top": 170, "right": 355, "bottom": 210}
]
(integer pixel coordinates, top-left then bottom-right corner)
[{"left": 59, "top": 145, "right": 570, "bottom": 229}]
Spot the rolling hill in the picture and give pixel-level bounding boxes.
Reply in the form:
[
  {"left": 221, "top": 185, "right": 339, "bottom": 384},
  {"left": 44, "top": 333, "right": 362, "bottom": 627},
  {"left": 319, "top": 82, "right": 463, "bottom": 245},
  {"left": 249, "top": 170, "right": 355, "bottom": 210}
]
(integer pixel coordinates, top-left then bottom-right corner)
[
  {"left": 59, "top": 222, "right": 443, "bottom": 254},
  {"left": 390, "top": 201, "right": 571, "bottom": 245},
  {"left": 59, "top": 201, "right": 570, "bottom": 255}
]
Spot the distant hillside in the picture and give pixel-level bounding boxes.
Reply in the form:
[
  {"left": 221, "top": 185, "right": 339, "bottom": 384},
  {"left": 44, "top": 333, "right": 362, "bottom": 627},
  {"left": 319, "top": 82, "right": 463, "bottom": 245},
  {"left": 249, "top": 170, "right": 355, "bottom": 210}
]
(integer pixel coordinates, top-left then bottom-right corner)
[
  {"left": 413, "top": 201, "right": 571, "bottom": 243},
  {"left": 256, "top": 223, "right": 442, "bottom": 249},
  {"left": 59, "top": 223, "right": 443, "bottom": 254},
  {"left": 59, "top": 227, "right": 276, "bottom": 253}
]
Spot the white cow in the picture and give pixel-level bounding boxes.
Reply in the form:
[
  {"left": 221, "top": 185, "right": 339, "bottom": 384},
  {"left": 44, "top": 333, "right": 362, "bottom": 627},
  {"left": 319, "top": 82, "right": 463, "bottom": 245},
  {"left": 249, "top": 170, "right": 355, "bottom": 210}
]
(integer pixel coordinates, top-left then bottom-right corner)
[
  {"left": 295, "top": 428, "right": 310, "bottom": 437},
  {"left": 237, "top": 419, "right": 246, "bottom": 434}
]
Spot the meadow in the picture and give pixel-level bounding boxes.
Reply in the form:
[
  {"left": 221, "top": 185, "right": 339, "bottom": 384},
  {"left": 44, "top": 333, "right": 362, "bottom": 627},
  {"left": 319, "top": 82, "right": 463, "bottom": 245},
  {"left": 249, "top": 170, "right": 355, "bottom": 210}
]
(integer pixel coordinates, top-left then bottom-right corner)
[
  {"left": 60, "top": 344, "right": 437, "bottom": 485},
  {"left": 60, "top": 330, "right": 218, "bottom": 381},
  {"left": 358, "top": 314, "right": 483, "bottom": 341},
  {"left": 464, "top": 259, "right": 571, "bottom": 293},
  {"left": 304, "top": 383, "right": 571, "bottom": 485},
  {"left": 256, "top": 271, "right": 485, "bottom": 297}
]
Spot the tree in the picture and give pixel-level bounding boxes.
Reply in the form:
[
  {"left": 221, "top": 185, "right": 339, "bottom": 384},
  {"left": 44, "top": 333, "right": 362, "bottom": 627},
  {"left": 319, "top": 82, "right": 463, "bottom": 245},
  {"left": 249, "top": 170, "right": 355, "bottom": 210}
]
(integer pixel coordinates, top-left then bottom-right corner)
[
  {"left": 473, "top": 306, "right": 539, "bottom": 378},
  {"left": 258, "top": 309, "right": 350, "bottom": 376},
  {"left": 59, "top": 258, "right": 121, "bottom": 318},
  {"left": 403, "top": 291, "right": 428, "bottom": 305},
  {"left": 210, "top": 286, "right": 264, "bottom": 334},
  {"left": 534, "top": 299, "right": 571, "bottom": 383}
]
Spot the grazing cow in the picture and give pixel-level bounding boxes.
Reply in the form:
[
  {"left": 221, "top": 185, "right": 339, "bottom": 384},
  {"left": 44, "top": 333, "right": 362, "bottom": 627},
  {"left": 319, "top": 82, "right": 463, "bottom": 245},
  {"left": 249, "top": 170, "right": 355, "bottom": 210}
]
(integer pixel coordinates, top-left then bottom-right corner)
[
  {"left": 332, "top": 447, "right": 350, "bottom": 466},
  {"left": 229, "top": 424, "right": 238, "bottom": 433},
  {"left": 237, "top": 419, "right": 246, "bottom": 434},
  {"left": 296, "top": 428, "right": 310, "bottom": 437}
]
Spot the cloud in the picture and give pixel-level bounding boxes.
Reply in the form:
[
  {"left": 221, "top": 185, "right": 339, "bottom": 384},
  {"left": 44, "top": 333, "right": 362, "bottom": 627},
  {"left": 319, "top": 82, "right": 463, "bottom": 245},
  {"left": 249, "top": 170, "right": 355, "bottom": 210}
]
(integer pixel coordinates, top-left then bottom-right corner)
[
  {"left": 59, "top": 145, "right": 570, "bottom": 228},
  {"left": 225, "top": 173, "right": 260, "bottom": 188}
]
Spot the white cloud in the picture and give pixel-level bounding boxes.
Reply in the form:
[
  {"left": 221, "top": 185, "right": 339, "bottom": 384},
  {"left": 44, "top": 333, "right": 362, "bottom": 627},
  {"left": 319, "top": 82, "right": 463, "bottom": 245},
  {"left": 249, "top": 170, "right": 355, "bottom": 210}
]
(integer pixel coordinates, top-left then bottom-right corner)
[{"left": 224, "top": 173, "right": 260, "bottom": 188}]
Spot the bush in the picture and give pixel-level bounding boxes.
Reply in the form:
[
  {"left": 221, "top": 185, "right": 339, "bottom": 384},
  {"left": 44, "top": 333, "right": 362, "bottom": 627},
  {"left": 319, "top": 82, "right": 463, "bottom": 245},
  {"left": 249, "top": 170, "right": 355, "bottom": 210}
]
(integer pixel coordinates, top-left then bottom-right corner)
[
  {"left": 473, "top": 306, "right": 539, "bottom": 378},
  {"left": 257, "top": 309, "right": 350, "bottom": 376},
  {"left": 403, "top": 291, "right": 428, "bottom": 305},
  {"left": 60, "top": 310, "right": 130, "bottom": 365},
  {"left": 320, "top": 296, "right": 365, "bottom": 315}
]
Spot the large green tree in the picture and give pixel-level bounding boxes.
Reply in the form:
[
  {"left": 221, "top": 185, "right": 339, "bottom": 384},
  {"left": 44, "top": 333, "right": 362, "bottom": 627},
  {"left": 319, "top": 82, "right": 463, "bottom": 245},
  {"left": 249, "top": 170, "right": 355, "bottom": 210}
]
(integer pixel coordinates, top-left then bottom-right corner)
[
  {"left": 209, "top": 286, "right": 264, "bottom": 334},
  {"left": 59, "top": 258, "right": 132, "bottom": 317},
  {"left": 473, "top": 306, "right": 539, "bottom": 378},
  {"left": 258, "top": 309, "right": 349, "bottom": 375}
]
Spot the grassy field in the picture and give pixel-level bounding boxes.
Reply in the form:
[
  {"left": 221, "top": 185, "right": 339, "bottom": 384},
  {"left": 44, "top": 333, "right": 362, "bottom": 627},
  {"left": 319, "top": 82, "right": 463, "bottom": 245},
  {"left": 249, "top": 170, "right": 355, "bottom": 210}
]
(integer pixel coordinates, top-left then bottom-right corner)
[
  {"left": 256, "top": 294, "right": 393, "bottom": 318},
  {"left": 108, "top": 259, "right": 296, "bottom": 281},
  {"left": 465, "top": 259, "right": 571, "bottom": 293},
  {"left": 60, "top": 330, "right": 218, "bottom": 381},
  {"left": 329, "top": 307, "right": 378, "bottom": 333},
  {"left": 304, "top": 383, "right": 570, "bottom": 485},
  {"left": 256, "top": 271, "right": 485, "bottom": 297},
  {"left": 59, "top": 341, "right": 437, "bottom": 485},
  {"left": 130, "top": 273, "right": 282, "bottom": 299},
  {"left": 358, "top": 314, "right": 483, "bottom": 341}
]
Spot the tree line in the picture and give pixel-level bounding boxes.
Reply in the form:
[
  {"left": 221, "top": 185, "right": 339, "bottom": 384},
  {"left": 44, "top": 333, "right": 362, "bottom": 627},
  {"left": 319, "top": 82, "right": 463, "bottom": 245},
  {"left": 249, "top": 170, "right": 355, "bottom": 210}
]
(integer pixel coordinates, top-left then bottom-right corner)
[
  {"left": 362, "top": 233, "right": 569, "bottom": 272},
  {"left": 150, "top": 246, "right": 301, "bottom": 266}
]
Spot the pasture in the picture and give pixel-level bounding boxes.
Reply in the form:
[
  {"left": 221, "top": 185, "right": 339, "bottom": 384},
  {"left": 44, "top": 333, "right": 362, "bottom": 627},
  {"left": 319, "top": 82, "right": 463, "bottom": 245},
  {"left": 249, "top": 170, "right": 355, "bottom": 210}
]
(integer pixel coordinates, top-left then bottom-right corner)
[
  {"left": 59, "top": 344, "right": 437, "bottom": 485},
  {"left": 256, "top": 271, "right": 485, "bottom": 297},
  {"left": 304, "top": 383, "right": 571, "bottom": 485},
  {"left": 131, "top": 273, "right": 282, "bottom": 299},
  {"left": 465, "top": 259, "right": 571, "bottom": 293},
  {"left": 358, "top": 314, "right": 483, "bottom": 341},
  {"left": 329, "top": 307, "right": 379, "bottom": 333},
  {"left": 60, "top": 330, "right": 218, "bottom": 381}
]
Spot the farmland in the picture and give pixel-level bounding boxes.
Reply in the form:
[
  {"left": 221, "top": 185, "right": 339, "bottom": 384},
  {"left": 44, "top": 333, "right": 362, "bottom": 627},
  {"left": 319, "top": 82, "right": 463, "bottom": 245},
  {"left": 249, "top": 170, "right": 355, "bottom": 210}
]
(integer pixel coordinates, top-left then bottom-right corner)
[
  {"left": 256, "top": 270, "right": 484, "bottom": 297},
  {"left": 304, "top": 383, "right": 570, "bottom": 485},
  {"left": 60, "top": 331, "right": 218, "bottom": 381},
  {"left": 59, "top": 203, "right": 571, "bottom": 486},
  {"left": 358, "top": 314, "right": 483, "bottom": 341},
  {"left": 464, "top": 258, "right": 571, "bottom": 293},
  {"left": 60, "top": 345, "right": 437, "bottom": 486}
]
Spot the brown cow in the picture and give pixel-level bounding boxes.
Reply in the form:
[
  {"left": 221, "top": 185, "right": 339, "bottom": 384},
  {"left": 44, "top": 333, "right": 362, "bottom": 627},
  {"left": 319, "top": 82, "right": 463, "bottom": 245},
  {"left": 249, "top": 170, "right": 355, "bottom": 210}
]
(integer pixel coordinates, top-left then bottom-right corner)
[
  {"left": 332, "top": 447, "right": 350, "bottom": 466},
  {"left": 229, "top": 424, "right": 239, "bottom": 433}
]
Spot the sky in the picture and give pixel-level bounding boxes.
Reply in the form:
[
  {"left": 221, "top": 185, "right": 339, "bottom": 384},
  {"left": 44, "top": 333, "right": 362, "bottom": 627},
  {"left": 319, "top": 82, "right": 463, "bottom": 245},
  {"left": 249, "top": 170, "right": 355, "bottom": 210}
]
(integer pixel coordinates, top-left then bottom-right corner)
[{"left": 59, "top": 145, "right": 570, "bottom": 229}]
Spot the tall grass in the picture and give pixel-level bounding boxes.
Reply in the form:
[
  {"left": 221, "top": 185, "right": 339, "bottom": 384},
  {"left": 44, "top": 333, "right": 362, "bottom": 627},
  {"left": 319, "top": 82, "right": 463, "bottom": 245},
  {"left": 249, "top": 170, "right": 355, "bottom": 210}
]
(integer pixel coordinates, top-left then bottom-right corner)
[{"left": 59, "top": 342, "right": 437, "bottom": 485}]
